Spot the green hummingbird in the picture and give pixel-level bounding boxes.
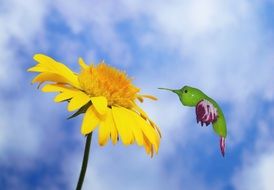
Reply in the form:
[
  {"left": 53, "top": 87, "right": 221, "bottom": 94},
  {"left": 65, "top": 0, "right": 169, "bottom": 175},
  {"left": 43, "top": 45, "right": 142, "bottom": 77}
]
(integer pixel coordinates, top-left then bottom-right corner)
[{"left": 159, "top": 86, "right": 227, "bottom": 156}]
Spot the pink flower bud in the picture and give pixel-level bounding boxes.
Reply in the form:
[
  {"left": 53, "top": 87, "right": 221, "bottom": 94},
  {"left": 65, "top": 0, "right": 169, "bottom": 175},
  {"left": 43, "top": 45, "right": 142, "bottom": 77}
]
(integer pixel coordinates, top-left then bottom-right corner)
[{"left": 195, "top": 99, "right": 218, "bottom": 126}]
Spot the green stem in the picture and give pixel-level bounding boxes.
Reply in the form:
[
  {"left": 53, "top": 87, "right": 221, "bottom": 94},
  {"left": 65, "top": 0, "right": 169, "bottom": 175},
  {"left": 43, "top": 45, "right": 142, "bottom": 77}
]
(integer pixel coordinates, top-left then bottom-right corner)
[{"left": 76, "top": 132, "right": 93, "bottom": 190}]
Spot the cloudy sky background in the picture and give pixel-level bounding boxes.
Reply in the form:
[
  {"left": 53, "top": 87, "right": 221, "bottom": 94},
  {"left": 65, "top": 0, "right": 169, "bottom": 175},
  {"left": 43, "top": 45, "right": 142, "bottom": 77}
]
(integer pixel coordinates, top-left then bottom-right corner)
[{"left": 1, "top": 0, "right": 274, "bottom": 189}]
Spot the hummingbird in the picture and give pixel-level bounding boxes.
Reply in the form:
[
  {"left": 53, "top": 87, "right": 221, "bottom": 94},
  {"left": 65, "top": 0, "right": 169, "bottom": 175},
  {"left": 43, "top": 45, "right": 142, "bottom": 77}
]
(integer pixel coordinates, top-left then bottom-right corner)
[{"left": 159, "top": 86, "right": 227, "bottom": 157}]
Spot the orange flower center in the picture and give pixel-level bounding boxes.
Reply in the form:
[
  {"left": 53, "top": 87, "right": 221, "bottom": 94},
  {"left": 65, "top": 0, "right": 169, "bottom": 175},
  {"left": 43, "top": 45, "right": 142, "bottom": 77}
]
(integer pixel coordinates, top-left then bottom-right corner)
[{"left": 78, "top": 63, "right": 140, "bottom": 108}]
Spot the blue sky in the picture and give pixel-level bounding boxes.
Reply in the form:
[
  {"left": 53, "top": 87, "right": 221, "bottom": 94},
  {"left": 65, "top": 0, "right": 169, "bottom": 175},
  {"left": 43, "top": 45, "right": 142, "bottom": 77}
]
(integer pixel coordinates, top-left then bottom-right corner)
[{"left": 1, "top": 0, "right": 274, "bottom": 189}]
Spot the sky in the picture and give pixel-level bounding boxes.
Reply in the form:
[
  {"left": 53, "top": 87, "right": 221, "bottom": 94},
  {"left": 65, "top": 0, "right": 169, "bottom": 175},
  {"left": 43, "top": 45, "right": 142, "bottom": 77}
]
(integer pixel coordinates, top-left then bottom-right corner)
[{"left": 1, "top": 0, "right": 274, "bottom": 189}]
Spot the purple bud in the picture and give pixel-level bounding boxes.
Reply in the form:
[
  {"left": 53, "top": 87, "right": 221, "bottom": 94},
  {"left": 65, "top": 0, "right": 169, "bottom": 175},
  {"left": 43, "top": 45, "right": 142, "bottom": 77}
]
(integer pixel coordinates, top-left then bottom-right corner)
[{"left": 195, "top": 99, "right": 218, "bottom": 127}]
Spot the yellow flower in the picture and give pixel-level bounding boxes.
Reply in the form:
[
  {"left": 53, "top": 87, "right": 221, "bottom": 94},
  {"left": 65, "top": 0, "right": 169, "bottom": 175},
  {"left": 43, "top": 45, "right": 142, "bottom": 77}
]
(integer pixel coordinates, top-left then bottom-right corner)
[{"left": 28, "top": 54, "right": 161, "bottom": 156}]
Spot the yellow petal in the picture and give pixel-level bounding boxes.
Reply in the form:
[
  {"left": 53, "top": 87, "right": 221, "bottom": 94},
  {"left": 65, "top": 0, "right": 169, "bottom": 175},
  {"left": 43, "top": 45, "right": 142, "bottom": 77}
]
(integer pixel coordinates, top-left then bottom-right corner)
[
  {"left": 131, "top": 127, "right": 143, "bottom": 146},
  {"left": 132, "top": 102, "right": 149, "bottom": 119},
  {"left": 33, "top": 54, "right": 81, "bottom": 88},
  {"left": 91, "top": 96, "right": 108, "bottom": 115},
  {"left": 149, "top": 119, "right": 162, "bottom": 138},
  {"left": 32, "top": 73, "right": 68, "bottom": 84},
  {"left": 137, "top": 95, "right": 144, "bottom": 103},
  {"left": 98, "top": 108, "right": 113, "bottom": 146},
  {"left": 135, "top": 114, "right": 160, "bottom": 153},
  {"left": 67, "top": 92, "right": 91, "bottom": 112},
  {"left": 78, "top": 57, "right": 89, "bottom": 69},
  {"left": 143, "top": 135, "right": 153, "bottom": 156},
  {"left": 112, "top": 106, "right": 134, "bottom": 145},
  {"left": 33, "top": 53, "right": 57, "bottom": 64},
  {"left": 125, "top": 110, "right": 144, "bottom": 146},
  {"left": 42, "top": 84, "right": 76, "bottom": 92},
  {"left": 130, "top": 136, "right": 135, "bottom": 144},
  {"left": 81, "top": 106, "right": 100, "bottom": 135},
  {"left": 33, "top": 54, "right": 57, "bottom": 70},
  {"left": 34, "top": 54, "right": 67, "bottom": 73},
  {"left": 140, "top": 94, "right": 158, "bottom": 101},
  {"left": 109, "top": 109, "right": 118, "bottom": 144},
  {"left": 27, "top": 65, "right": 51, "bottom": 73},
  {"left": 54, "top": 92, "right": 74, "bottom": 102}
]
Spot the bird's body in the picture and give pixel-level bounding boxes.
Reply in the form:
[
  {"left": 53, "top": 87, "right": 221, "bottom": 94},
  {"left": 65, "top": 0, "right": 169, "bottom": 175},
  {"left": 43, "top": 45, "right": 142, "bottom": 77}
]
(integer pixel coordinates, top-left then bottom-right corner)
[{"left": 159, "top": 86, "right": 227, "bottom": 156}]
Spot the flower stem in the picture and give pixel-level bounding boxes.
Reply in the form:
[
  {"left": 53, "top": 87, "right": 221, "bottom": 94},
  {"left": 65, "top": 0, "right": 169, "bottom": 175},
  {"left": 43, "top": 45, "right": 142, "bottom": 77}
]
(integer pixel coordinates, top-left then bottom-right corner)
[{"left": 76, "top": 132, "right": 93, "bottom": 190}]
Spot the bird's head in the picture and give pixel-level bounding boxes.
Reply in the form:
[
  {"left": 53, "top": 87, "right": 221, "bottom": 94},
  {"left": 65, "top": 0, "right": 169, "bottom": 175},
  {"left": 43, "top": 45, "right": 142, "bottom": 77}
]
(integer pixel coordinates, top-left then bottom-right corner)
[
  {"left": 159, "top": 85, "right": 206, "bottom": 107},
  {"left": 176, "top": 86, "right": 206, "bottom": 106}
]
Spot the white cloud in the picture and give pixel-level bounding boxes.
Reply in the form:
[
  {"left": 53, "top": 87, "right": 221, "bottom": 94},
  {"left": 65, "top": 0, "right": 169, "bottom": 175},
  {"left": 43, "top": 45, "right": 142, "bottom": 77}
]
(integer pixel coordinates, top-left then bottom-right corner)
[
  {"left": 1, "top": 0, "right": 274, "bottom": 189},
  {"left": 232, "top": 108, "right": 274, "bottom": 190},
  {"left": 131, "top": 0, "right": 274, "bottom": 150},
  {"left": 53, "top": 0, "right": 134, "bottom": 66},
  {"left": 0, "top": 0, "right": 48, "bottom": 88},
  {"left": 63, "top": 138, "right": 223, "bottom": 190},
  {"left": 35, "top": 0, "right": 274, "bottom": 189},
  {"left": 0, "top": 98, "right": 40, "bottom": 156},
  {"left": 232, "top": 151, "right": 274, "bottom": 190},
  {"left": 0, "top": 0, "right": 51, "bottom": 157}
]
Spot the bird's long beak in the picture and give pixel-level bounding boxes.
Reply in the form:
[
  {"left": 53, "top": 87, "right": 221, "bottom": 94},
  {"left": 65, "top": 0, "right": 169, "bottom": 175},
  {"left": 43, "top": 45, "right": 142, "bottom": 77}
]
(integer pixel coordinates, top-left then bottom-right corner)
[{"left": 158, "top": 88, "right": 181, "bottom": 95}]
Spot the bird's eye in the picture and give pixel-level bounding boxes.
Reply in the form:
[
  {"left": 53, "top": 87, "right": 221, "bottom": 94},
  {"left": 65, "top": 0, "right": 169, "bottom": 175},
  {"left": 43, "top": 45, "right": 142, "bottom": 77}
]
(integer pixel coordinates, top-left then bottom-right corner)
[{"left": 184, "top": 90, "right": 188, "bottom": 93}]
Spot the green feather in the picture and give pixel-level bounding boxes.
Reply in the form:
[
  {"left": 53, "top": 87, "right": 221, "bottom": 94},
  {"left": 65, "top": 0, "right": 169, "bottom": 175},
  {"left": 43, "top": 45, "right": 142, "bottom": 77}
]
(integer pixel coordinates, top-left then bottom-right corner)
[{"left": 159, "top": 86, "right": 227, "bottom": 137}]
